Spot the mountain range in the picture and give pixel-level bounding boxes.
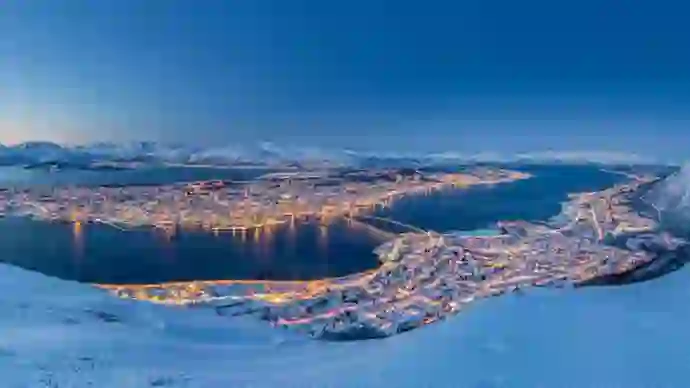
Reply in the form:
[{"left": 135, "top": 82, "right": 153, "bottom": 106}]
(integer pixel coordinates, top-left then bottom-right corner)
[{"left": 0, "top": 141, "right": 664, "bottom": 169}]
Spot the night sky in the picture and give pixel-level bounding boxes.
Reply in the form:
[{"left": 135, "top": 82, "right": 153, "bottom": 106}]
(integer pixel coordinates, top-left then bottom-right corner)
[{"left": 2, "top": 0, "right": 689, "bottom": 160}]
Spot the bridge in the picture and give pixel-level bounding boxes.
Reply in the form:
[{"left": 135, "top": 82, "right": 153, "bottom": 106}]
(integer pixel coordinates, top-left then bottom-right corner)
[
  {"left": 353, "top": 214, "right": 428, "bottom": 234},
  {"left": 344, "top": 217, "right": 396, "bottom": 240}
]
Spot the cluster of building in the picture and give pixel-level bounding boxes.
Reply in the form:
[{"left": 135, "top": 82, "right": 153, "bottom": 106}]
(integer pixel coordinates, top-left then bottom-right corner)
[
  {"left": 560, "top": 178, "right": 659, "bottom": 237},
  {"left": 0, "top": 168, "right": 530, "bottom": 234},
  {"left": 100, "top": 173, "right": 679, "bottom": 340}
]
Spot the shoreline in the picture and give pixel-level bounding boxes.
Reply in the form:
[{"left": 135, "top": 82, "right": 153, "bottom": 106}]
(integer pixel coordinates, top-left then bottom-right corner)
[
  {"left": 4, "top": 169, "right": 532, "bottom": 234},
  {"left": 97, "top": 173, "right": 680, "bottom": 340}
]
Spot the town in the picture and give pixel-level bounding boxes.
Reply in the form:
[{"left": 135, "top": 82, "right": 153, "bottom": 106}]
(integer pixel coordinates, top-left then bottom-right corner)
[
  {"left": 97, "top": 171, "right": 681, "bottom": 340},
  {"left": 0, "top": 168, "right": 530, "bottom": 234}
]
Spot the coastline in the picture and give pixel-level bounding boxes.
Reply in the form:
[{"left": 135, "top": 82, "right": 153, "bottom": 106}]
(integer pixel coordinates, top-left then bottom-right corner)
[
  {"left": 97, "top": 172, "right": 678, "bottom": 340},
  {"left": 3, "top": 169, "right": 532, "bottom": 234}
]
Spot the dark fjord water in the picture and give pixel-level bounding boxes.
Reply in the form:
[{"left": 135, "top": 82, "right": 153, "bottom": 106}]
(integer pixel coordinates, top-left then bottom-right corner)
[
  {"left": 0, "top": 217, "right": 381, "bottom": 284},
  {"left": 0, "top": 166, "right": 270, "bottom": 188},
  {"left": 376, "top": 165, "right": 623, "bottom": 232},
  {"left": 0, "top": 165, "right": 622, "bottom": 284}
]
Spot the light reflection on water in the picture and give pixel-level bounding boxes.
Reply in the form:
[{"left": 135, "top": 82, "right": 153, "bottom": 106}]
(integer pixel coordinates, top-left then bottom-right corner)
[
  {"left": 2, "top": 215, "right": 383, "bottom": 284},
  {"left": 72, "top": 221, "right": 84, "bottom": 259}
]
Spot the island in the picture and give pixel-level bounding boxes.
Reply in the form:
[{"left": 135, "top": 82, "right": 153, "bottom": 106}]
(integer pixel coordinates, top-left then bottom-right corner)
[{"left": 0, "top": 167, "right": 529, "bottom": 233}]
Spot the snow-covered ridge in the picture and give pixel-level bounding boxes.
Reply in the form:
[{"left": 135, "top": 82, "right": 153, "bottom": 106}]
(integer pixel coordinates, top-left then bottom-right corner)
[
  {"left": 0, "top": 262, "right": 308, "bottom": 387},
  {"left": 644, "top": 163, "right": 690, "bottom": 230},
  {"left": 4, "top": 255, "right": 690, "bottom": 387},
  {"left": 0, "top": 140, "right": 664, "bottom": 168}
]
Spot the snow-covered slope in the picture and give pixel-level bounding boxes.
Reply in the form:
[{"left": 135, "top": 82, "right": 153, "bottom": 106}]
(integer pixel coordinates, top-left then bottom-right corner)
[
  {"left": 2, "top": 261, "right": 689, "bottom": 387},
  {"left": 644, "top": 163, "right": 690, "bottom": 231}
]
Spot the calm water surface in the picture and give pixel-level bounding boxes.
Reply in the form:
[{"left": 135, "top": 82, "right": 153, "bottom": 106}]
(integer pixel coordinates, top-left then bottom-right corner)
[
  {"left": 376, "top": 165, "right": 623, "bottom": 232},
  {"left": 0, "top": 166, "right": 270, "bottom": 188},
  {"left": 0, "top": 217, "right": 382, "bottom": 284}
]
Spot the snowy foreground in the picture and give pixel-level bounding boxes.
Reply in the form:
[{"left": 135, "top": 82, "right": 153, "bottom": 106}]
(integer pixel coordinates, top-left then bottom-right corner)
[{"left": 2, "top": 263, "right": 688, "bottom": 388}]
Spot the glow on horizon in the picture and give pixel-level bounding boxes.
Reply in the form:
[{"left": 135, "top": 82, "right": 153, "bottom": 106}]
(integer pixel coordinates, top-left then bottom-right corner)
[
  {"left": 1, "top": 97, "right": 93, "bottom": 145},
  {"left": 0, "top": 119, "right": 85, "bottom": 146}
]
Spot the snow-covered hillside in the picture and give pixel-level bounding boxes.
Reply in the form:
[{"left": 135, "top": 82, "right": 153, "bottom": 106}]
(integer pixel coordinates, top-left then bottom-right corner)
[
  {"left": 2, "top": 261, "right": 688, "bottom": 388},
  {"left": 644, "top": 163, "right": 690, "bottom": 232}
]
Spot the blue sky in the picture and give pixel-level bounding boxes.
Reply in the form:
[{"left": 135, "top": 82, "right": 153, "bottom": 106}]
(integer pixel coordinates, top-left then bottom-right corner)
[{"left": 2, "top": 0, "right": 689, "bottom": 159}]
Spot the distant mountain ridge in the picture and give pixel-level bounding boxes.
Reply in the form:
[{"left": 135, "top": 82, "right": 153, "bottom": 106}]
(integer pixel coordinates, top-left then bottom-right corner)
[{"left": 0, "top": 141, "right": 664, "bottom": 169}]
